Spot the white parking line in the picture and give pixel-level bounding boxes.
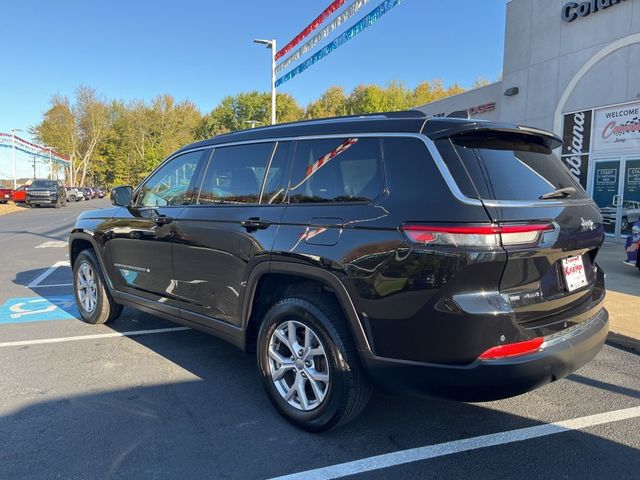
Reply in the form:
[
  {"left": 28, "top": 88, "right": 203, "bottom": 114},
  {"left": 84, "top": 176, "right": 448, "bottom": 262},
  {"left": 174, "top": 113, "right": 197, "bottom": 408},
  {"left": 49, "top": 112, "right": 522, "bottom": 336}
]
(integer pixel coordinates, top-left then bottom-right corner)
[
  {"left": 31, "top": 283, "right": 73, "bottom": 288},
  {"left": 269, "top": 406, "right": 640, "bottom": 480},
  {"left": 35, "top": 240, "right": 68, "bottom": 249},
  {"left": 26, "top": 260, "right": 70, "bottom": 288},
  {"left": 0, "top": 326, "right": 190, "bottom": 348}
]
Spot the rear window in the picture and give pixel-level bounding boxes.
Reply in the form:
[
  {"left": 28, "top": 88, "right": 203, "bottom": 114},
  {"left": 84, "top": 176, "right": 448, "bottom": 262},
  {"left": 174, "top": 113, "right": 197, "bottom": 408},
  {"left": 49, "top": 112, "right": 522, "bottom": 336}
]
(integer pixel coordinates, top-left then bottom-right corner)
[{"left": 436, "top": 134, "right": 586, "bottom": 201}]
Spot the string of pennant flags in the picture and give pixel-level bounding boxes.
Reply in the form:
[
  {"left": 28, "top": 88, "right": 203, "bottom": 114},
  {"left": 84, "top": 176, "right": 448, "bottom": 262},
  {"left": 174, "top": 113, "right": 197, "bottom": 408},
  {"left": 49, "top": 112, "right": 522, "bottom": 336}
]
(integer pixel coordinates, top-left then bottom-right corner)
[
  {"left": 0, "top": 133, "right": 70, "bottom": 164},
  {"left": 275, "top": 0, "right": 404, "bottom": 87}
]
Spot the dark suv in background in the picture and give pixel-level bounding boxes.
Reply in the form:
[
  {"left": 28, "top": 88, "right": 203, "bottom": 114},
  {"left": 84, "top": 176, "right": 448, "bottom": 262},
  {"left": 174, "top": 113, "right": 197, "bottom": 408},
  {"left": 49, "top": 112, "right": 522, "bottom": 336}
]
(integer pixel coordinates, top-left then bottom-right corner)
[
  {"left": 69, "top": 112, "right": 608, "bottom": 431},
  {"left": 26, "top": 179, "right": 66, "bottom": 208}
]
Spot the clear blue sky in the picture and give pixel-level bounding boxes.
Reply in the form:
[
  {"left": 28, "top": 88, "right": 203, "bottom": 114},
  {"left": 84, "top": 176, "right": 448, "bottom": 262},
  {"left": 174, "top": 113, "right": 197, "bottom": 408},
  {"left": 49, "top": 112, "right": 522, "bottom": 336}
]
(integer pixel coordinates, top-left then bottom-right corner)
[{"left": 0, "top": 0, "right": 506, "bottom": 138}]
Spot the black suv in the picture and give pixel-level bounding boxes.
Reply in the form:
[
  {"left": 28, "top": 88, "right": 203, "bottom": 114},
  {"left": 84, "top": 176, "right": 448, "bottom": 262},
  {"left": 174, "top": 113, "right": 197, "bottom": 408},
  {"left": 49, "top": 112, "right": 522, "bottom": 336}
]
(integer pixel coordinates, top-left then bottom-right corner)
[
  {"left": 26, "top": 179, "right": 66, "bottom": 208},
  {"left": 69, "top": 112, "right": 608, "bottom": 431}
]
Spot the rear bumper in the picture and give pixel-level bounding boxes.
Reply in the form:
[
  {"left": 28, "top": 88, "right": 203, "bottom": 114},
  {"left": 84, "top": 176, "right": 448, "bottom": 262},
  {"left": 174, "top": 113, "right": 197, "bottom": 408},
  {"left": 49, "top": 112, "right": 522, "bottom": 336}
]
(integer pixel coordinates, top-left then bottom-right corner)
[{"left": 361, "top": 307, "right": 609, "bottom": 401}]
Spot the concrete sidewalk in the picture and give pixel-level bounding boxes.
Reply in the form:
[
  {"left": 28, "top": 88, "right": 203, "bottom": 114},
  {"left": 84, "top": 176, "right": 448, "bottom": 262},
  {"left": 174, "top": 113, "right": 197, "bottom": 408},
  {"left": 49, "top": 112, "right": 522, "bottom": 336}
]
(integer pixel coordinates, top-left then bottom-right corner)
[{"left": 597, "top": 241, "right": 640, "bottom": 348}]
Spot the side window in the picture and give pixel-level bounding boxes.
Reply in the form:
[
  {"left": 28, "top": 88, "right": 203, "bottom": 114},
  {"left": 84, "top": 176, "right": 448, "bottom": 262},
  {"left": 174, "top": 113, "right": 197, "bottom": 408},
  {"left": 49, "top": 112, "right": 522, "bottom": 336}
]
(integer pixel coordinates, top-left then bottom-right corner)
[
  {"left": 198, "top": 142, "right": 275, "bottom": 205},
  {"left": 137, "top": 150, "right": 206, "bottom": 207},
  {"left": 289, "top": 138, "right": 383, "bottom": 203},
  {"left": 261, "top": 141, "right": 292, "bottom": 204}
]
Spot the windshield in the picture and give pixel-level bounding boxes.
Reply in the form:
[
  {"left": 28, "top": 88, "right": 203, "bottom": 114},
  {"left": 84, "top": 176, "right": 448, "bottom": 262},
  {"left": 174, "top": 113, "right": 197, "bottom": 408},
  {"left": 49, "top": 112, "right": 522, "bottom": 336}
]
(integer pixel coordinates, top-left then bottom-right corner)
[
  {"left": 30, "top": 180, "right": 58, "bottom": 189},
  {"left": 436, "top": 134, "right": 587, "bottom": 202}
]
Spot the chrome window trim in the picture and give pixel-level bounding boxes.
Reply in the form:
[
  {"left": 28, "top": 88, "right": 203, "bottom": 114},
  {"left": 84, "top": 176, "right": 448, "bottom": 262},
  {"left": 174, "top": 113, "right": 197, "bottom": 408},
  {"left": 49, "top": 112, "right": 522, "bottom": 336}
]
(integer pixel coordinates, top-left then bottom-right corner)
[{"left": 144, "top": 133, "right": 595, "bottom": 210}]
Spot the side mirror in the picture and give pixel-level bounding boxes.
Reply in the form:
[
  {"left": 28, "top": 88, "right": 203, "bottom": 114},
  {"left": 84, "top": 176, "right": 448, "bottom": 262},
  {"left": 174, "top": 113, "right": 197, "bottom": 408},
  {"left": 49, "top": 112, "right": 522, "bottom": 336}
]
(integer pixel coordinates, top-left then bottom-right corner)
[{"left": 111, "top": 186, "right": 133, "bottom": 207}]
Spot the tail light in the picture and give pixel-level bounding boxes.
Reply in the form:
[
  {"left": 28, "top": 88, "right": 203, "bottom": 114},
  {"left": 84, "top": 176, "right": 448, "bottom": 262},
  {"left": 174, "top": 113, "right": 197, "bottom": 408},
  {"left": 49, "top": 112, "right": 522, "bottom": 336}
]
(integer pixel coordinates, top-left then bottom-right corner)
[
  {"left": 401, "top": 223, "right": 554, "bottom": 248},
  {"left": 478, "top": 337, "right": 544, "bottom": 360}
]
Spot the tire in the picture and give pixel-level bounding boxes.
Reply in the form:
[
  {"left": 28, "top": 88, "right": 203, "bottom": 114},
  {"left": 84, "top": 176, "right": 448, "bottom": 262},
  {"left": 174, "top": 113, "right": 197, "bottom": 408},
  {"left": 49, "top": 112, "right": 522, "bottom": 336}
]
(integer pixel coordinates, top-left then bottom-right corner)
[
  {"left": 257, "top": 294, "right": 372, "bottom": 432},
  {"left": 621, "top": 216, "right": 629, "bottom": 231},
  {"left": 68, "top": 195, "right": 76, "bottom": 202},
  {"left": 73, "top": 249, "right": 123, "bottom": 324}
]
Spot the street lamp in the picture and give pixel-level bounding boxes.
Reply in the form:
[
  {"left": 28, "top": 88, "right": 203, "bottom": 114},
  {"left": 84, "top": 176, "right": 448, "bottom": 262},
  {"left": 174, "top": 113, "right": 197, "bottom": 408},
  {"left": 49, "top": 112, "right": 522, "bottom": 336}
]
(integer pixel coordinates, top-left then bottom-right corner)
[
  {"left": 243, "top": 120, "right": 265, "bottom": 129},
  {"left": 10, "top": 128, "right": 24, "bottom": 189},
  {"left": 253, "top": 38, "right": 277, "bottom": 125}
]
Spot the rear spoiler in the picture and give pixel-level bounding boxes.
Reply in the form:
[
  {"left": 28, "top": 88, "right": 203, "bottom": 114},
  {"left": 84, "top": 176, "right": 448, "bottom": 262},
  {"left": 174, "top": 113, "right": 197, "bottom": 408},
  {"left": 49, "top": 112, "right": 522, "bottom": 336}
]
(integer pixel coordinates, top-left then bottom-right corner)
[{"left": 424, "top": 122, "right": 563, "bottom": 152}]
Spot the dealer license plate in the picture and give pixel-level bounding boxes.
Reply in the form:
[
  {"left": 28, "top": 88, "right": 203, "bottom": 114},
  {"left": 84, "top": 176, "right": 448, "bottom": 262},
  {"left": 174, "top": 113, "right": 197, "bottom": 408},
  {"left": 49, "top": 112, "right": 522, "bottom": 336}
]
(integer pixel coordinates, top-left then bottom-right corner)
[{"left": 562, "top": 255, "right": 588, "bottom": 292}]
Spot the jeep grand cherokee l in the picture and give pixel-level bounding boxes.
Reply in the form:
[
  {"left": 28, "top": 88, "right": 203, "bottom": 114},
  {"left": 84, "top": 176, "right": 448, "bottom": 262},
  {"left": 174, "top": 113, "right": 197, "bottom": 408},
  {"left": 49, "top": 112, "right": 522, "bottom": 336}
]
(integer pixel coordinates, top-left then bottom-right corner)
[{"left": 69, "top": 112, "right": 608, "bottom": 431}]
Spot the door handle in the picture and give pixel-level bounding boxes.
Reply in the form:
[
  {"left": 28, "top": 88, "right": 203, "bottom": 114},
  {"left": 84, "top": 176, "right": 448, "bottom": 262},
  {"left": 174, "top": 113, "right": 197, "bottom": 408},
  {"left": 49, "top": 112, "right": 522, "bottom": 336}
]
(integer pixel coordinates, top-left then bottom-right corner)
[
  {"left": 240, "top": 217, "right": 271, "bottom": 231},
  {"left": 153, "top": 215, "right": 173, "bottom": 226}
]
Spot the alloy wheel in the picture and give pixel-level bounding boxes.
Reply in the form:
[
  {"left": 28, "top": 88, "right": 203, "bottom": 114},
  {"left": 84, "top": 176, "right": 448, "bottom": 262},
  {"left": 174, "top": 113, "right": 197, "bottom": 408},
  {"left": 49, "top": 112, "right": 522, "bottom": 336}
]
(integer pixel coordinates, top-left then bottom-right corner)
[
  {"left": 267, "top": 320, "right": 330, "bottom": 411},
  {"left": 76, "top": 261, "right": 98, "bottom": 313}
]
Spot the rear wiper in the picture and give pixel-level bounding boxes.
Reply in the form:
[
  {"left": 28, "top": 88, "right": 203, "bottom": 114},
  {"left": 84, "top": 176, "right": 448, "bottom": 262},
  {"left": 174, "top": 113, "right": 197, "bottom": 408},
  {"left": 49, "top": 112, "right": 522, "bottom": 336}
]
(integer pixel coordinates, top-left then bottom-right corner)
[{"left": 539, "top": 187, "right": 577, "bottom": 200}]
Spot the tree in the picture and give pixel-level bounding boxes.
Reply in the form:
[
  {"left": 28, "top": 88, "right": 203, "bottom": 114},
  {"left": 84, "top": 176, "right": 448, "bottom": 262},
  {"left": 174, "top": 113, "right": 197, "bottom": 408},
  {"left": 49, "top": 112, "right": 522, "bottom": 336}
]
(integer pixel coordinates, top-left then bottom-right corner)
[
  {"left": 196, "top": 91, "right": 303, "bottom": 139},
  {"left": 34, "top": 87, "right": 109, "bottom": 186},
  {"left": 305, "top": 86, "right": 347, "bottom": 119},
  {"left": 472, "top": 77, "right": 492, "bottom": 89}
]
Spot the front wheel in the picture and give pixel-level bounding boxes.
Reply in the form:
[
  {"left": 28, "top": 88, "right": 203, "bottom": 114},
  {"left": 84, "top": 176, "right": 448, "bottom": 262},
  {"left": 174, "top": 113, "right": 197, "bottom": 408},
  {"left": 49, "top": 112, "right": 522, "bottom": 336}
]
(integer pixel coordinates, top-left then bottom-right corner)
[
  {"left": 257, "top": 294, "right": 372, "bottom": 432},
  {"left": 73, "top": 249, "right": 123, "bottom": 324}
]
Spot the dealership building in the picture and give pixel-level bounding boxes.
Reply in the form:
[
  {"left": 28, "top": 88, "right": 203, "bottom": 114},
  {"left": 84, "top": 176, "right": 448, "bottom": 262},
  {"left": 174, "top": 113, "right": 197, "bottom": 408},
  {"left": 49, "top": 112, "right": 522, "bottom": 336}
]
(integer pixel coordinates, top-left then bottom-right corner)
[{"left": 416, "top": 0, "right": 640, "bottom": 241}]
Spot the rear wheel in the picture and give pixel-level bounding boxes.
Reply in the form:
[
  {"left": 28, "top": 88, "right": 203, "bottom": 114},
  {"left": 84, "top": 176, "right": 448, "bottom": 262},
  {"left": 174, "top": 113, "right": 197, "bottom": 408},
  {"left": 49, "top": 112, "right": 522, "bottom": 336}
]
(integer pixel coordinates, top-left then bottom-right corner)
[
  {"left": 73, "top": 249, "right": 123, "bottom": 324},
  {"left": 257, "top": 294, "right": 372, "bottom": 432},
  {"left": 68, "top": 195, "right": 76, "bottom": 202},
  {"left": 621, "top": 216, "right": 629, "bottom": 232}
]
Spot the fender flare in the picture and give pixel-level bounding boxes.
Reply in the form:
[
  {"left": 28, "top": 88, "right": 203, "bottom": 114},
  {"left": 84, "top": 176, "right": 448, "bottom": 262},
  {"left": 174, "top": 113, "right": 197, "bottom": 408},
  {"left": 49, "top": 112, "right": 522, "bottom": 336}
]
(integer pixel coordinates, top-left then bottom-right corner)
[
  {"left": 68, "top": 231, "right": 117, "bottom": 294},
  {"left": 241, "top": 261, "right": 373, "bottom": 353}
]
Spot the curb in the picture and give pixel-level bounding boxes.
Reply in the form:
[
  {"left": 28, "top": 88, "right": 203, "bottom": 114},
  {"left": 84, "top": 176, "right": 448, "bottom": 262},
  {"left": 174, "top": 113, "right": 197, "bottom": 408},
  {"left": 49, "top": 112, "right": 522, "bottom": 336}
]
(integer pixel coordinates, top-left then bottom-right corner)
[{"left": 607, "top": 332, "right": 640, "bottom": 353}]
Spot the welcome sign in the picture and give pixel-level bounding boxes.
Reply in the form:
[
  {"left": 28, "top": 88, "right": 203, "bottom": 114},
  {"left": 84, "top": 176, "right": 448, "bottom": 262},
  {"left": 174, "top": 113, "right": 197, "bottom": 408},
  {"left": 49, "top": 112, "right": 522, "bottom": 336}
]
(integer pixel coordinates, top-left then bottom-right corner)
[{"left": 593, "top": 102, "right": 640, "bottom": 151}]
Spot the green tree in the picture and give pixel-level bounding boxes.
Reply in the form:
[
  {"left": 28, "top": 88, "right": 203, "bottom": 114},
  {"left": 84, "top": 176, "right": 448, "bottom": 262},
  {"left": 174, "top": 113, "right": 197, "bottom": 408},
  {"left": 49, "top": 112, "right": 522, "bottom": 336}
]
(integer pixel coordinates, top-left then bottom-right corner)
[
  {"left": 196, "top": 91, "right": 303, "bottom": 139},
  {"left": 34, "top": 86, "right": 109, "bottom": 186},
  {"left": 305, "top": 86, "right": 347, "bottom": 119}
]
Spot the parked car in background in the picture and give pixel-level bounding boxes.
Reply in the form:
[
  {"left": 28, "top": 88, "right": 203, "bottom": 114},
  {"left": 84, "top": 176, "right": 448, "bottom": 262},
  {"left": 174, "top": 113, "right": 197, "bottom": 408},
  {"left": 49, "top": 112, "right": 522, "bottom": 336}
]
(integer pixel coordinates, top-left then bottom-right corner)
[
  {"left": 11, "top": 185, "right": 27, "bottom": 203},
  {"left": 78, "top": 187, "right": 91, "bottom": 200},
  {"left": 69, "top": 112, "right": 609, "bottom": 431},
  {"left": 0, "top": 187, "right": 12, "bottom": 204},
  {"left": 94, "top": 188, "right": 105, "bottom": 198},
  {"left": 65, "top": 187, "right": 83, "bottom": 202},
  {"left": 26, "top": 179, "right": 66, "bottom": 208},
  {"left": 601, "top": 200, "right": 640, "bottom": 232}
]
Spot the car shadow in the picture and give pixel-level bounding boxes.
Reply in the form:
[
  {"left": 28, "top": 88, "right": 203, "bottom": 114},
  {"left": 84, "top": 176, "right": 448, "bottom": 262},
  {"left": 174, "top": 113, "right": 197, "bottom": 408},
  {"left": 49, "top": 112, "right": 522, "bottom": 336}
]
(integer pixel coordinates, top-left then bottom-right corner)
[{"left": 2, "top": 311, "right": 640, "bottom": 479}]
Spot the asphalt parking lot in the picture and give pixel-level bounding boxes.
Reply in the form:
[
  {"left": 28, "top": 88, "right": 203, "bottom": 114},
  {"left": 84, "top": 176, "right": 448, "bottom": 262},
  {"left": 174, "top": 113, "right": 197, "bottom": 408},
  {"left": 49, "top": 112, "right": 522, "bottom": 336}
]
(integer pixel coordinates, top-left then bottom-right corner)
[{"left": 1, "top": 200, "right": 639, "bottom": 480}]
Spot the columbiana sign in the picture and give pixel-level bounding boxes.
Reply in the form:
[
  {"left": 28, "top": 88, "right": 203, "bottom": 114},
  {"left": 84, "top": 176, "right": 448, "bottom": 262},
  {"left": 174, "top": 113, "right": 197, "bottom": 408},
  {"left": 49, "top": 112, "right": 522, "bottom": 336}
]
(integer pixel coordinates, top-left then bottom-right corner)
[{"left": 562, "top": 0, "right": 629, "bottom": 22}]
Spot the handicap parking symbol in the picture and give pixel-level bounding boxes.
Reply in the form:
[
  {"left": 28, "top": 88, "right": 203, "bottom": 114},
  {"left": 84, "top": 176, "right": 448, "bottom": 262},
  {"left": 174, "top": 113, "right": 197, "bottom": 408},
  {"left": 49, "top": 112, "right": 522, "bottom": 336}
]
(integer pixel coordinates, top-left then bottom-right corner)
[{"left": 0, "top": 296, "right": 78, "bottom": 324}]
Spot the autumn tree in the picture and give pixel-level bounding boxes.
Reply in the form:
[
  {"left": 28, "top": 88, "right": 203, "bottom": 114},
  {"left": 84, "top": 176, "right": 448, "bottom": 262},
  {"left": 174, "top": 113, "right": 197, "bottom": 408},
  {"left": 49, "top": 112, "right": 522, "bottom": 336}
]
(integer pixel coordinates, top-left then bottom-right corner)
[
  {"left": 196, "top": 91, "right": 303, "bottom": 139},
  {"left": 305, "top": 86, "right": 347, "bottom": 119},
  {"left": 34, "top": 86, "right": 109, "bottom": 186}
]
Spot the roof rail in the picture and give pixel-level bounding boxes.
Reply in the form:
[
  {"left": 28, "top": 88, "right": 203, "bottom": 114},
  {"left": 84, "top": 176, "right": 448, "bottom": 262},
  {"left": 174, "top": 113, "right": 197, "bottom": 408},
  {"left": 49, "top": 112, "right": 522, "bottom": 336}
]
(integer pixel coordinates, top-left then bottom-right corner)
[{"left": 213, "top": 110, "right": 430, "bottom": 138}]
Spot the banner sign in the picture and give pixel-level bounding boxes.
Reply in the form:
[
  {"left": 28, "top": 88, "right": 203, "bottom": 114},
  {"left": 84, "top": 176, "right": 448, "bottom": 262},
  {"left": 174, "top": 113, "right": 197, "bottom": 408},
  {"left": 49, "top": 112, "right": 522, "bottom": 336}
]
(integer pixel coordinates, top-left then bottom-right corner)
[
  {"left": 561, "top": 110, "right": 592, "bottom": 188},
  {"left": 592, "top": 102, "right": 640, "bottom": 151},
  {"left": 0, "top": 132, "right": 70, "bottom": 163},
  {"left": 275, "top": 0, "right": 346, "bottom": 61},
  {"left": 276, "top": 0, "right": 404, "bottom": 87},
  {"left": 276, "top": 0, "right": 371, "bottom": 74}
]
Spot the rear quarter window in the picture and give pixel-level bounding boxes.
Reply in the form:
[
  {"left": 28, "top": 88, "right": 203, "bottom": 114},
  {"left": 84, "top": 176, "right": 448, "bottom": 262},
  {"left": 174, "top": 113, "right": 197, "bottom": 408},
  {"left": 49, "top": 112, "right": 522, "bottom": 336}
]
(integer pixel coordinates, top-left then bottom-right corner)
[{"left": 288, "top": 137, "right": 383, "bottom": 203}]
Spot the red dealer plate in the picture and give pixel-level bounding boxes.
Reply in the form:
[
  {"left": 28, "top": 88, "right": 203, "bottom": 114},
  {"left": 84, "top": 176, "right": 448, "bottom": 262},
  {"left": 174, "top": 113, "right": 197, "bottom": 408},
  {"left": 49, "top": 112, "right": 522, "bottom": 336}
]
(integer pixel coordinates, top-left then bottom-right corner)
[{"left": 562, "top": 255, "right": 589, "bottom": 292}]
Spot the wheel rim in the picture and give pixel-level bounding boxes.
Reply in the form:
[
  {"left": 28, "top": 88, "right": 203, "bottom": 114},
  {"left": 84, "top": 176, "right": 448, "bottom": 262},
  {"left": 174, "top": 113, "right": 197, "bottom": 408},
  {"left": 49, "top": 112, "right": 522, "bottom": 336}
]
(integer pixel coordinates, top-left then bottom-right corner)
[
  {"left": 76, "top": 261, "right": 98, "bottom": 314},
  {"left": 267, "top": 320, "right": 330, "bottom": 411}
]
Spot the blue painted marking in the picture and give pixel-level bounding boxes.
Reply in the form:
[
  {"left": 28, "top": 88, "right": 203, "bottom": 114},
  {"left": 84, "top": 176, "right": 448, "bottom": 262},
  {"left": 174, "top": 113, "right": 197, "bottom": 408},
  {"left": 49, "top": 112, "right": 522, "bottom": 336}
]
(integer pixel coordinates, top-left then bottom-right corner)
[{"left": 0, "top": 295, "right": 79, "bottom": 324}]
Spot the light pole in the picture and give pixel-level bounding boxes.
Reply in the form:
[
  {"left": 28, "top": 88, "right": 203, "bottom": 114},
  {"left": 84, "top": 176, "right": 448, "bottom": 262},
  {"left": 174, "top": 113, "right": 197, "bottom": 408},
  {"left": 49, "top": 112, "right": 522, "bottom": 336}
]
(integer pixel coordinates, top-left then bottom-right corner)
[
  {"left": 10, "top": 128, "right": 23, "bottom": 189},
  {"left": 253, "top": 38, "right": 277, "bottom": 125},
  {"left": 243, "top": 120, "right": 265, "bottom": 129}
]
